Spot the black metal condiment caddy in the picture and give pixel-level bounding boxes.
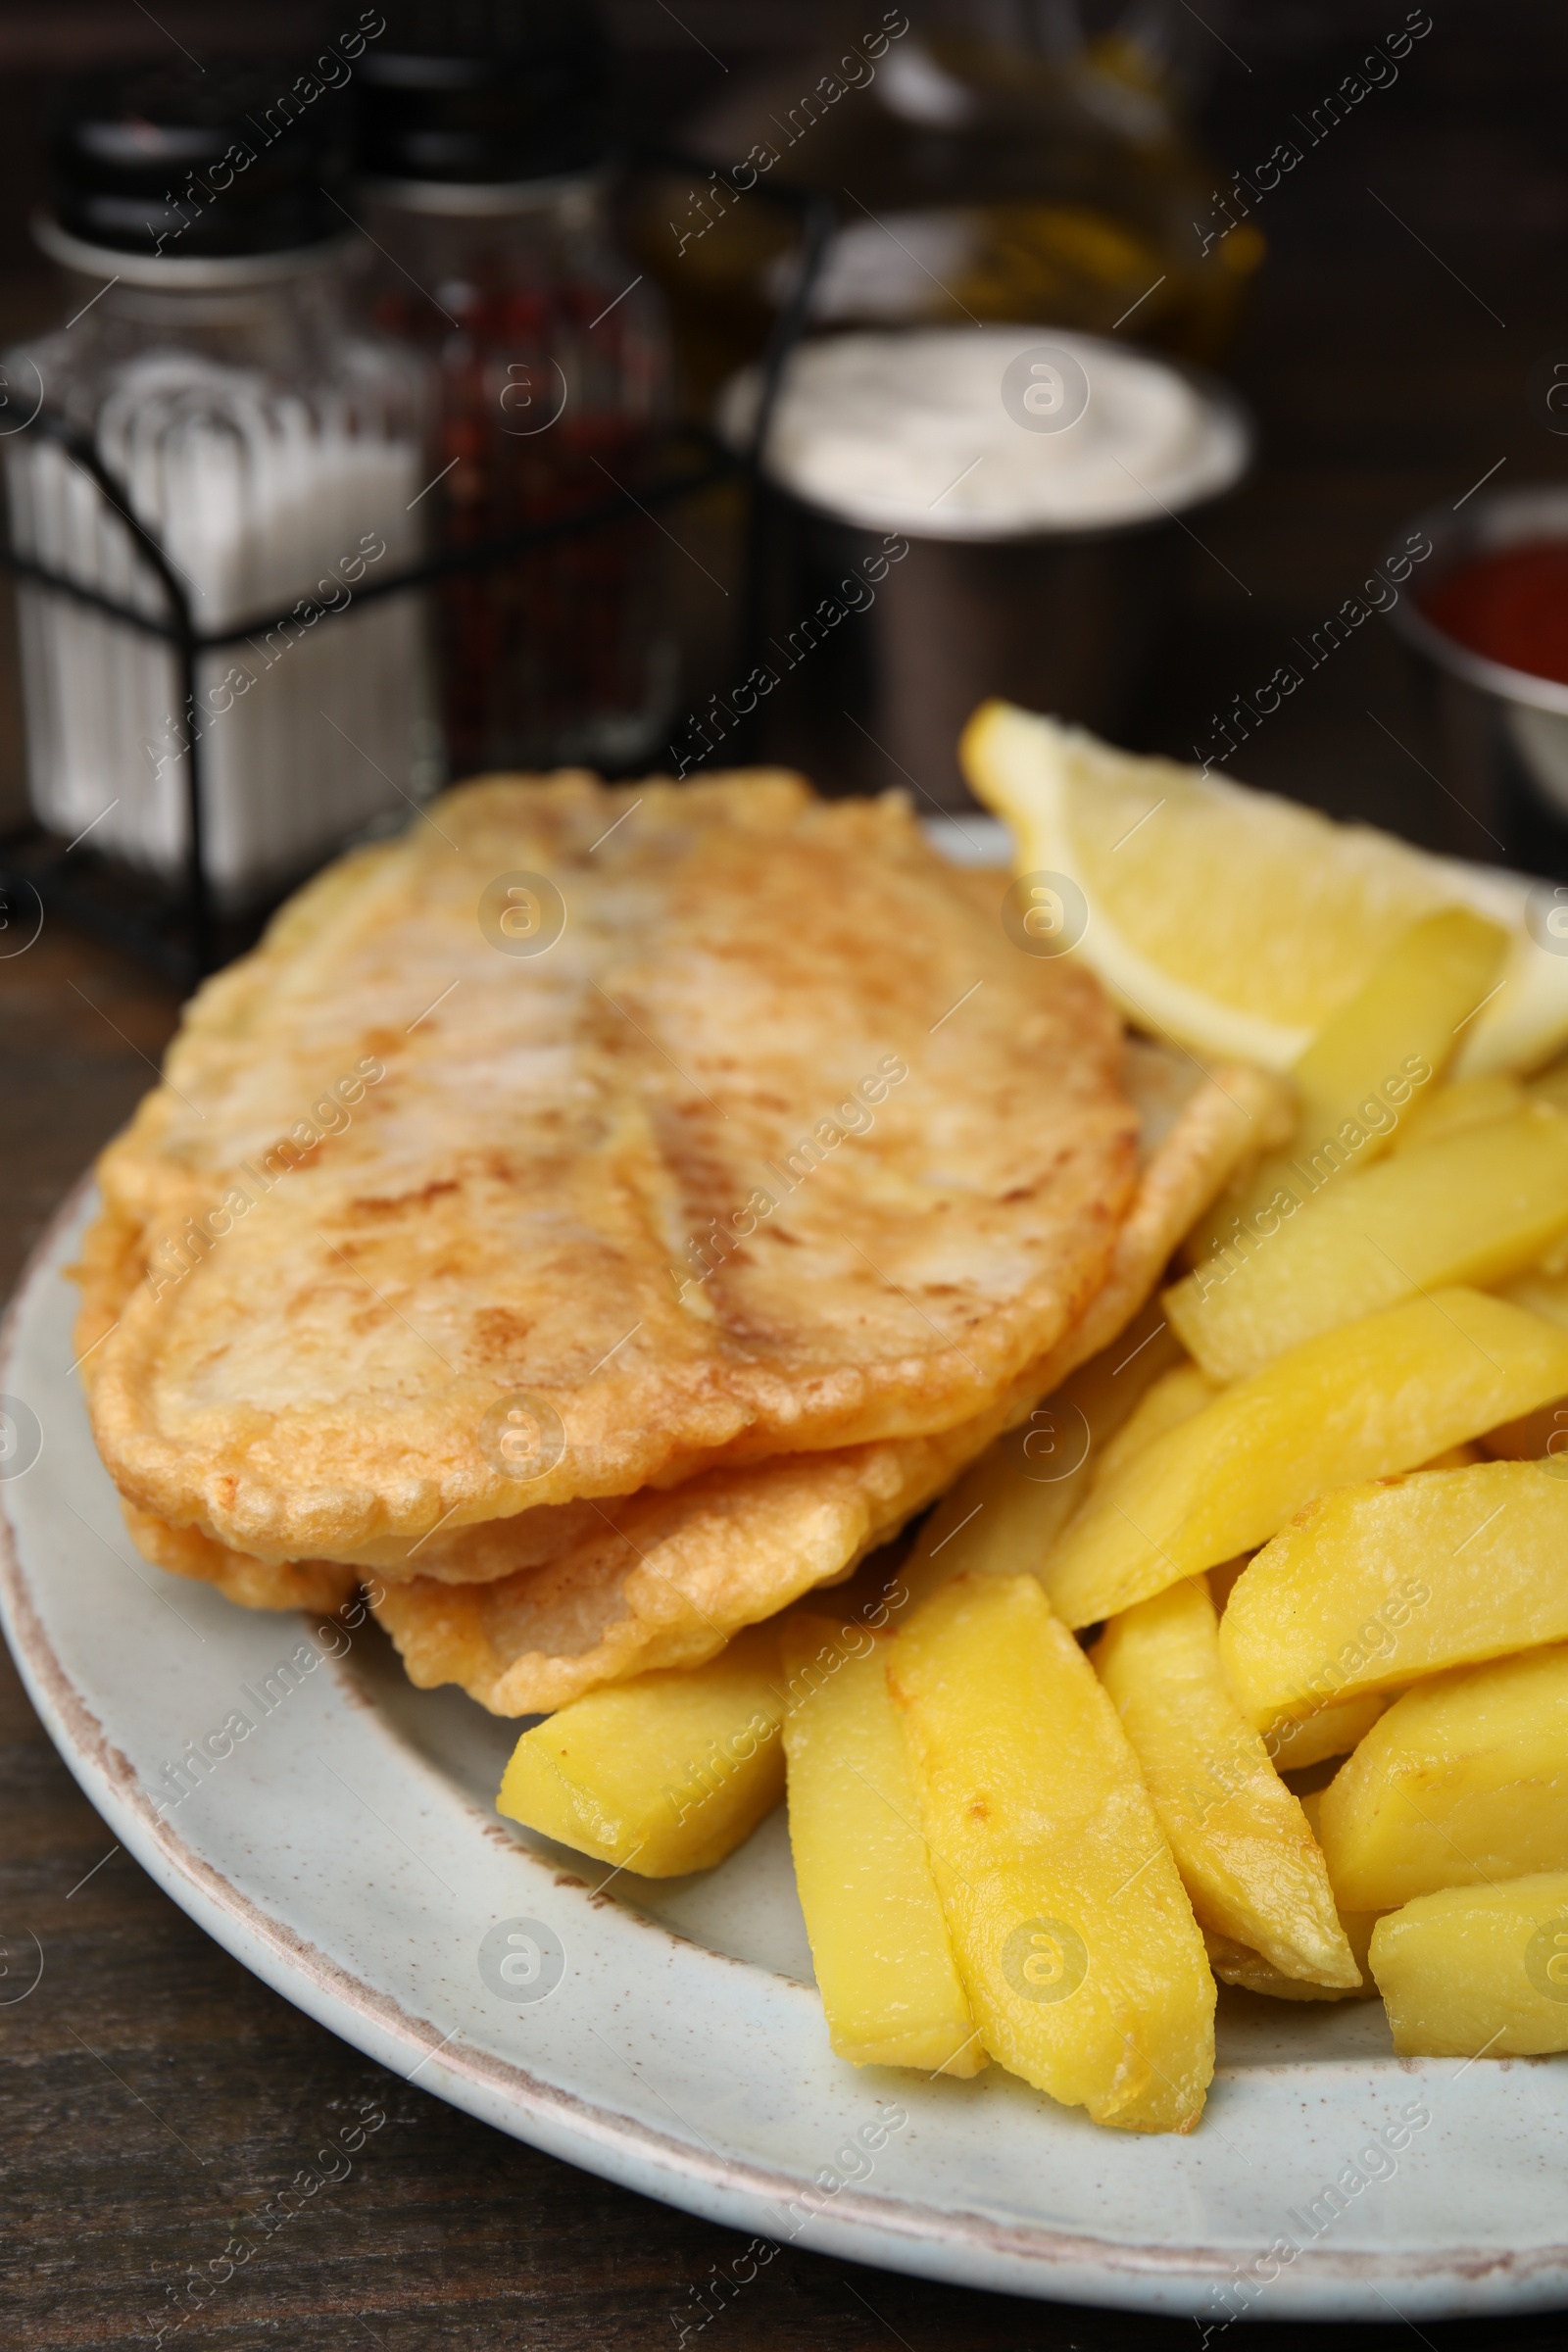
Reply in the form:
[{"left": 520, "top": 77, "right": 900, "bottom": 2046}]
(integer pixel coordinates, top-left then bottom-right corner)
[{"left": 0, "top": 160, "right": 832, "bottom": 986}]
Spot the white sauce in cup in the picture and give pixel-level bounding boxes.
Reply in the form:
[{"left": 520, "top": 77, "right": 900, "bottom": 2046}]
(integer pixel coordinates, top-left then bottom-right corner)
[{"left": 721, "top": 326, "right": 1250, "bottom": 541}]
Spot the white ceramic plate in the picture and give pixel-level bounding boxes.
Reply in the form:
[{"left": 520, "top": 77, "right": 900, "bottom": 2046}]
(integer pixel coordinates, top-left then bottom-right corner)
[{"left": 5, "top": 1096, "right": 1568, "bottom": 2325}]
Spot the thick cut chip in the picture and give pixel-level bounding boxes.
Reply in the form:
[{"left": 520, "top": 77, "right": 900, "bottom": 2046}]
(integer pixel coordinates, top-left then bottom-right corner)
[
  {"left": 1200, "top": 1800, "right": 1381, "bottom": 2000},
  {"left": 1189, "top": 907, "right": 1507, "bottom": 1267},
  {"left": 1263, "top": 1692, "right": 1389, "bottom": 1772},
  {"left": 1164, "top": 1105, "right": 1568, "bottom": 1383},
  {"left": 1392, "top": 1072, "right": 1525, "bottom": 1154},
  {"left": 1208, "top": 1559, "right": 1392, "bottom": 1762},
  {"left": 1094, "top": 1580, "right": 1358, "bottom": 1985},
  {"left": 1317, "top": 1643, "right": 1568, "bottom": 1909},
  {"left": 495, "top": 1624, "right": 787, "bottom": 1877},
  {"left": 781, "top": 1616, "right": 984, "bottom": 2075},
  {"left": 1203, "top": 1929, "right": 1381, "bottom": 2002},
  {"left": 888, "top": 1573, "right": 1214, "bottom": 2133},
  {"left": 1080, "top": 1360, "right": 1217, "bottom": 1493},
  {"left": 1273, "top": 908, "right": 1506, "bottom": 1164},
  {"left": 78, "top": 772, "right": 1137, "bottom": 1563},
  {"left": 1045, "top": 1290, "right": 1568, "bottom": 1627},
  {"left": 1369, "top": 1874, "right": 1568, "bottom": 2057},
  {"left": 1219, "top": 1461, "right": 1568, "bottom": 1734}
]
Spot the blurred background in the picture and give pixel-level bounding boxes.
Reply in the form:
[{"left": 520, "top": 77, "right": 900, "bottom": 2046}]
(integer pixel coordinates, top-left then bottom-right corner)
[{"left": 0, "top": 0, "right": 1563, "bottom": 907}]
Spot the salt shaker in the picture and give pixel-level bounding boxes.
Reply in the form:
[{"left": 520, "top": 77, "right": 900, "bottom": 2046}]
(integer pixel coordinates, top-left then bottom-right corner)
[
  {"left": 356, "top": 1, "right": 674, "bottom": 775},
  {"left": 3, "top": 57, "right": 438, "bottom": 907}
]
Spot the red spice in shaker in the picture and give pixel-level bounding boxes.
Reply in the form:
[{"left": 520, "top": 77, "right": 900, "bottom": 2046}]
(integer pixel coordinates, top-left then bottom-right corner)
[{"left": 357, "top": 4, "right": 673, "bottom": 773}]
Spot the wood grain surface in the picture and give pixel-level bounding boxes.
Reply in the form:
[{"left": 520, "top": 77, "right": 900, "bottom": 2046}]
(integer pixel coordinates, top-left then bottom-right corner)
[{"left": 6, "top": 3, "right": 1568, "bottom": 2344}]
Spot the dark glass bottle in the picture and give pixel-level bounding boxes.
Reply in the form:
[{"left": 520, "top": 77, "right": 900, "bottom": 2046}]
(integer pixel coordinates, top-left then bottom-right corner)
[
  {"left": 639, "top": 6, "right": 1261, "bottom": 416},
  {"left": 356, "top": 2, "right": 674, "bottom": 776}
]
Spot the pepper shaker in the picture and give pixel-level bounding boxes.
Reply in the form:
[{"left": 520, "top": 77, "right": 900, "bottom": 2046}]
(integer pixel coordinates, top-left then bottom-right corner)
[{"left": 355, "top": 1, "right": 674, "bottom": 776}]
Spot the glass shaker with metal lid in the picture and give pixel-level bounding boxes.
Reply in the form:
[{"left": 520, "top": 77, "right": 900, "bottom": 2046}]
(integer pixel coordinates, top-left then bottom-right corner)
[
  {"left": 355, "top": 0, "right": 674, "bottom": 775},
  {"left": 2, "top": 55, "right": 436, "bottom": 908}
]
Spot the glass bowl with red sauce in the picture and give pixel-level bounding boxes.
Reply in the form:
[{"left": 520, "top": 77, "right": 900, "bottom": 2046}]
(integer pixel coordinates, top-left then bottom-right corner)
[{"left": 1392, "top": 487, "right": 1568, "bottom": 835}]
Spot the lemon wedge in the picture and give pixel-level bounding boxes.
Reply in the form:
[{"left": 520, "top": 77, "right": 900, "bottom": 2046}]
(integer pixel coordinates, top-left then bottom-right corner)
[{"left": 960, "top": 700, "right": 1568, "bottom": 1078}]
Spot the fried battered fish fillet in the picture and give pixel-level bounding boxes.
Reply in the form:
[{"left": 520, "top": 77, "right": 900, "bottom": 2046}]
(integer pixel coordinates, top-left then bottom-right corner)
[
  {"left": 368, "top": 1056, "right": 1284, "bottom": 1710},
  {"left": 77, "top": 772, "right": 1138, "bottom": 1564},
  {"left": 110, "top": 1054, "right": 1288, "bottom": 1710}
]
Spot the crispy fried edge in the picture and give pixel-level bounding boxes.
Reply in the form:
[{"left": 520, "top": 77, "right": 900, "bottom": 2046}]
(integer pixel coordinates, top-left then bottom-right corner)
[
  {"left": 368, "top": 1416, "right": 1008, "bottom": 1715},
  {"left": 119, "top": 1498, "right": 359, "bottom": 1614}
]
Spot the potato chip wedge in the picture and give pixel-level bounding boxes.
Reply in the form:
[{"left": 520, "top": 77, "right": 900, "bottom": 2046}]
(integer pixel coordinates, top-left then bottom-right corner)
[
  {"left": 1317, "top": 1642, "right": 1568, "bottom": 1909},
  {"left": 1202, "top": 1798, "right": 1383, "bottom": 1999},
  {"left": 888, "top": 1573, "right": 1213, "bottom": 2133},
  {"left": 1219, "top": 1461, "right": 1568, "bottom": 1735},
  {"left": 1164, "top": 1103, "right": 1568, "bottom": 1382},
  {"left": 1262, "top": 1692, "right": 1389, "bottom": 1772},
  {"left": 1202, "top": 1932, "right": 1377, "bottom": 2002},
  {"left": 781, "top": 1615, "right": 984, "bottom": 2076},
  {"left": 1094, "top": 1579, "right": 1358, "bottom": 1986},
  {"left": 1045, "top": 1290, "right": 1568, "bottom": 1627},
  {"left": 1087, "top": 1360, "right": 1217, "bottom": 1488},
  {"left": 1369, "top": 1873, "right": 1568, "bottom": 2056},
  {"left": 496, "top": 1624, "right": 786, "bottom": 1876},
  {"left": 1393, "top": 1071, "right": 1525, "bottom": 1154},
  {"left": 1189, "top": 906, "right": 1507, "bottom": 1265}
]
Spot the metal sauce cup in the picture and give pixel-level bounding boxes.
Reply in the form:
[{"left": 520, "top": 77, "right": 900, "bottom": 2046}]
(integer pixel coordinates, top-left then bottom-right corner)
[
  {"left": 1387, "top": 486, "right": 1568, "bottom": 865},
  {"left": 723, "top": 328, "right": 1252, "bottom": 809}
]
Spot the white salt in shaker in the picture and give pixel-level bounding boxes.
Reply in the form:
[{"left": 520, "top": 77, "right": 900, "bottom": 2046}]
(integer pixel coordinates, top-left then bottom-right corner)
[{"left": 3, "top": 59, "right": 438, "bottom": 907}]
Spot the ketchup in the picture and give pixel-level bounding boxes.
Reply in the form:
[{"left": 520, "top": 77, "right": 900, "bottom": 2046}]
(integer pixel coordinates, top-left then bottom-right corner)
[{"left": 1420, "top": 541, "right": 1568, "bottom": 687}]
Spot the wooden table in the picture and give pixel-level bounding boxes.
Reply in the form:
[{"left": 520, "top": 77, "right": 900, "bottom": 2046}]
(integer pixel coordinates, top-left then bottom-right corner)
[{"left": 7, "top": 2, "right": 1568, "bottom": 2342}]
